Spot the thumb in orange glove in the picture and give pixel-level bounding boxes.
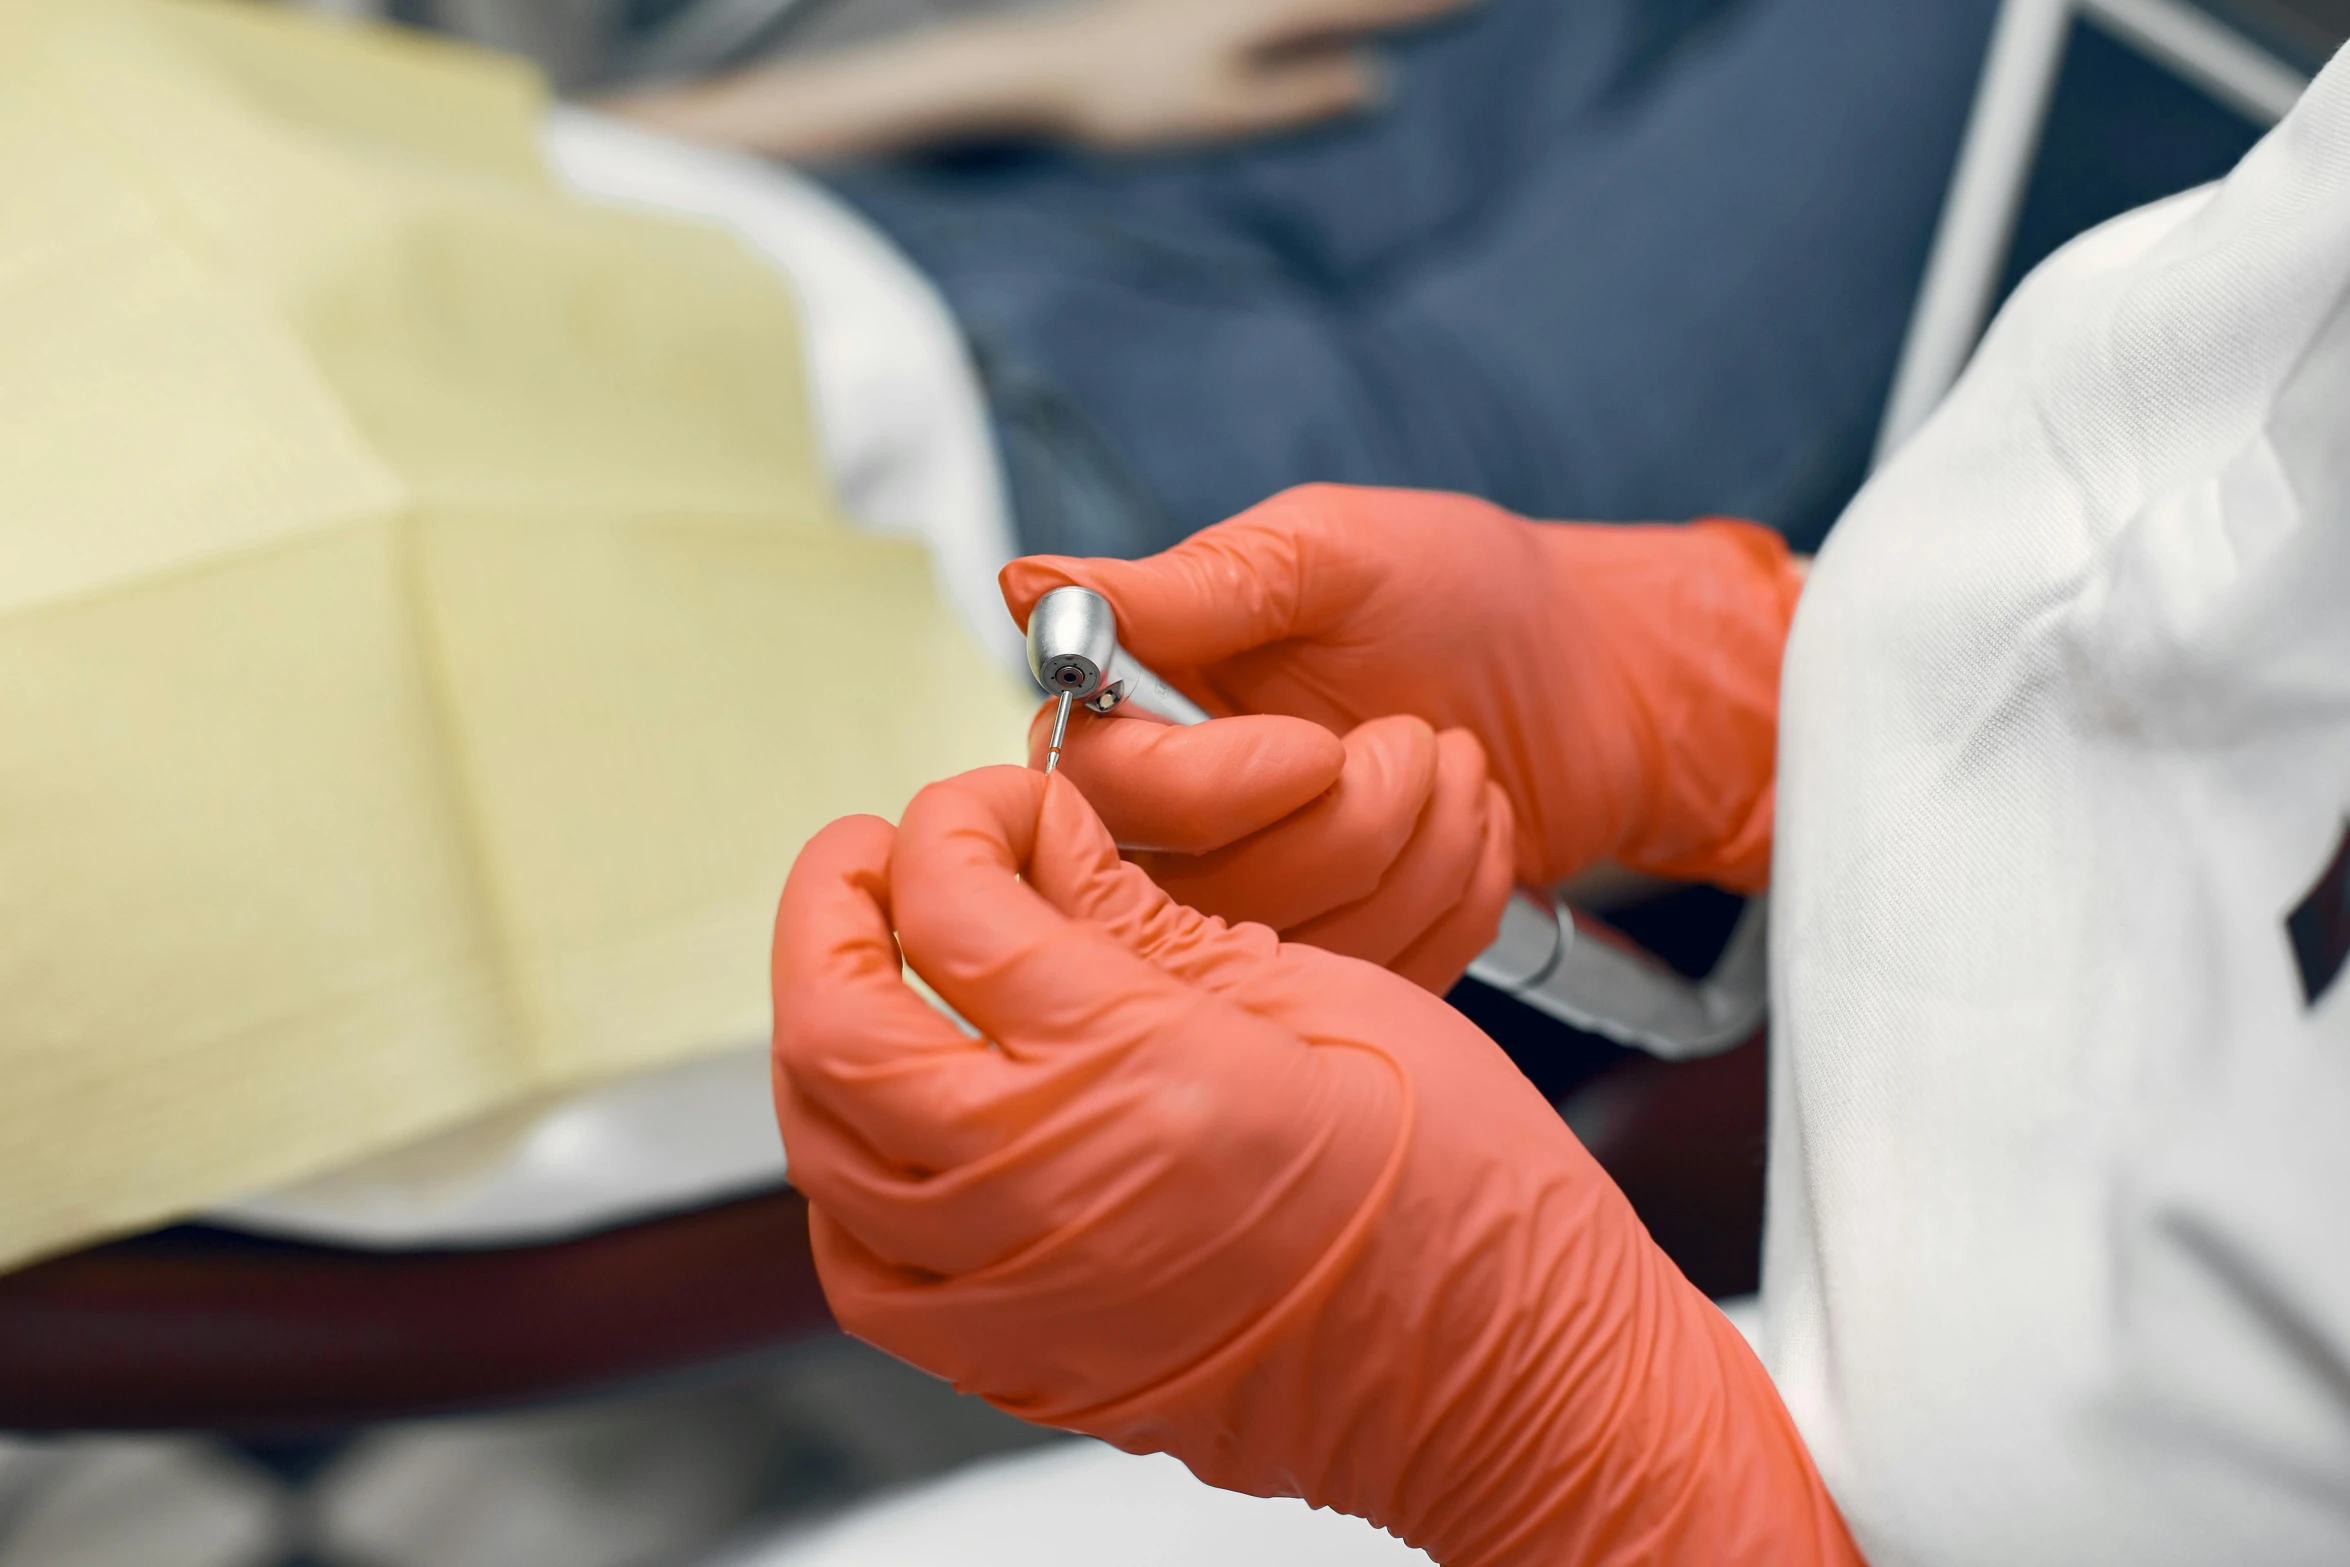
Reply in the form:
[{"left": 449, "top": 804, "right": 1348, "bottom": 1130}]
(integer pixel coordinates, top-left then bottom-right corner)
[
  {"left": 1002, "top": 483, "right": 1801, "bottom": 911},
  {"left": 773, "top": 765, "right": 1859, "bottom": 1567}
]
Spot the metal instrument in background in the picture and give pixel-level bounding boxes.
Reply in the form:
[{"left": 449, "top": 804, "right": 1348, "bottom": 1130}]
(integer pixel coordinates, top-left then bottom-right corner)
[
  {"left": 1467, "top": 892, "right": 1767, "bottom": 1062},
  {"left": 1021, "top": 586, "right": 1761, "bottom": 1060}
]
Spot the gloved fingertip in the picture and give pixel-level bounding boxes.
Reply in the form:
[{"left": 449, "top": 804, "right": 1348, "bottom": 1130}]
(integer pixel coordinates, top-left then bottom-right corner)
[
  {"left": 1352, "top": 709, "right": 1439, "bottom": 746},
  {"left": 893, "top": 764, "right": 1195, "bottom": 1040},
  {"left": 1482, "top": 776, "right": 1517, "bottom": 849},
  {"left": 1034, "top": 770, "right": 1121, "bottom": 873},
  {"left": 890, "top": 767, "right": 1053, "bottom": 957},
  {"left": 786, "top": 812, "right": 896, "bottom": 880},
  {"left": 900, "top": 764, "right": 1047, "bottom": 856},
  {"left": 1343, "top": 713, "right": 1442, "bottom": 807},
  {"left": 1390, "top": 788, "right": 1516, "bottom": 993},
  {"left": 1432, "top": 723, "right": 1491, "bottom": 775},
  {"left": 773, "top": 814, "right": 899, "bottom": 982},
  {"left": 1032, "top": 771, "right": 1188, "bottom": 935},
  {"left": 1468, "top": 783, "right": 1519, "bottom": 916},
  {"left": 999, "top": 555, "right": 1092, "bottom": 625},
  {"left": 770, "top": 810, "right": 1020, "bottom": 1184}
]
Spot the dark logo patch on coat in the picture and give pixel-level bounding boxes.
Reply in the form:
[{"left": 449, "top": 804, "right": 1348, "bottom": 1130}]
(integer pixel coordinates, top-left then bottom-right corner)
[{"left": 2288, "top": 820, "right": 2350, "bottom": 1008}]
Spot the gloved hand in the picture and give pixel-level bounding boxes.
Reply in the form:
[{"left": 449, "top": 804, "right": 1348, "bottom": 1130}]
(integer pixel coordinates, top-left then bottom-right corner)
[
  {"left": 1002, "top": 483, "right": 1801, "bottom": 906},
  {"left": 1019, "top": 701, "right": 1515, "bottom": 993},
  {"left": 773, "top": 765, "right": 1860, "bottom": 1567}
]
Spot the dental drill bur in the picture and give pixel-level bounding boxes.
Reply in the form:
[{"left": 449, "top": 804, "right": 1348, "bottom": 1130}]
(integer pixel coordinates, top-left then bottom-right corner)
[
  {"left": 1024, "top": 586, "right": 1212, "bottom": 774},
  {"left": 1045, "top": 688, "right": 1077, "bottom": 774}
]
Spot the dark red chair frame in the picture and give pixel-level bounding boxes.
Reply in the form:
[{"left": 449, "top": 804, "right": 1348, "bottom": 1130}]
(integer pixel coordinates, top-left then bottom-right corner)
[{"left": 0, "top": 1188, "right": 833, "bottom": 1436}]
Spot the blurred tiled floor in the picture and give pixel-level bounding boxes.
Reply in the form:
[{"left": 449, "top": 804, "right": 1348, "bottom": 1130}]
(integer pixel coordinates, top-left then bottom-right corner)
[{"left": 0, "top": 1336, "right": 1064, "bottom": 1567}]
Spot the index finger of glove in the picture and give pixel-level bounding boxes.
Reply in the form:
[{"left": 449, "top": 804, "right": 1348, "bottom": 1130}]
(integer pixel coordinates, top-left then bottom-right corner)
[
  {"left": 889, "top": 767, "right": 1239, "bottom": 1059},
  {"left": 770, "top": 815, "right": 1025, "bottom": 1176},
  {"left": 770, "top": 811, "right": 1167, "bottom": 1282},
  {"left": 1031, "top": 705, "right": 1345, "bottom": 854},
  {"left": 998, "top": 485, "right": 1372, "bottom": 672}
]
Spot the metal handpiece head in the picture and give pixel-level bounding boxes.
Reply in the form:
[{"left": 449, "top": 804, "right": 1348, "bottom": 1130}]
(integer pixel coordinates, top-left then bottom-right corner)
[
  {"left": 1022, "top": 585, "right": 1213, "bottom": 729},
  {"left": 1026, "top": 586, "right": 1119, "bottom": 704}
]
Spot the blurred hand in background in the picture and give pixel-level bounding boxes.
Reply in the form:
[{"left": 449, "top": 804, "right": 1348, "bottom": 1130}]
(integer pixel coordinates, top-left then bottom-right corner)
[
  {"left": 599, "top": 0, "right": 1481, "bottom": 161},
  {"left": 1029, "top": 0, "right": 1476, "bottom": 149}
]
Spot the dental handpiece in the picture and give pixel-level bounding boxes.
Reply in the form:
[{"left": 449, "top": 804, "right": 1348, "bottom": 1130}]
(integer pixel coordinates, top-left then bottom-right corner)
[
  {"left": 1021, "top": 588, "right": 1734, "bottom": 1058},
  {"left": 1024, "top": 586, "right": 1211, "bottom": 772}
]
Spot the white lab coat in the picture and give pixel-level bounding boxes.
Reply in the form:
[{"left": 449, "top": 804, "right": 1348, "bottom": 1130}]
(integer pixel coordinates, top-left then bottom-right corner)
[{"left": 1766, "top": 39, "right": 2350, "bottom": 1566}]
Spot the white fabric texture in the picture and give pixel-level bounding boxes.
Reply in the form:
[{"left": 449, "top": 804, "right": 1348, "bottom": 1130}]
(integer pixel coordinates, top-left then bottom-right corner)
[
  {"left": 541, "top": 108, "right": 1022, "bottom": 670},
  {"left": 730, "top": 1442, "right": 1431, "bottom": 1567},
  {"left": 209, "top": 1041, "right": 780, "bottom": 1247},
  {"left": 1768, "top": 41, "right": 2350, "bottom": 1565}
]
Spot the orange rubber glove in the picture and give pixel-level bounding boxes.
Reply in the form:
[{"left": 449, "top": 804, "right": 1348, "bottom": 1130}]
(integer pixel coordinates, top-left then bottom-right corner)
[
  {"left": 1017, "top": 704, "right": 1516, "bottom": 993},
  {"left": 1001, "top": 483, "right": 1801, "bottom": 914},
  {"left": 773, "top": 765, "right": 1862, "bottom": 1567}
]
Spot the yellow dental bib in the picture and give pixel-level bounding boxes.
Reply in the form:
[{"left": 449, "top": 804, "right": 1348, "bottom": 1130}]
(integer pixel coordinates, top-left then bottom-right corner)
[{"left": 0, "top": 0, "right": 1026, "bottom": 1270}]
